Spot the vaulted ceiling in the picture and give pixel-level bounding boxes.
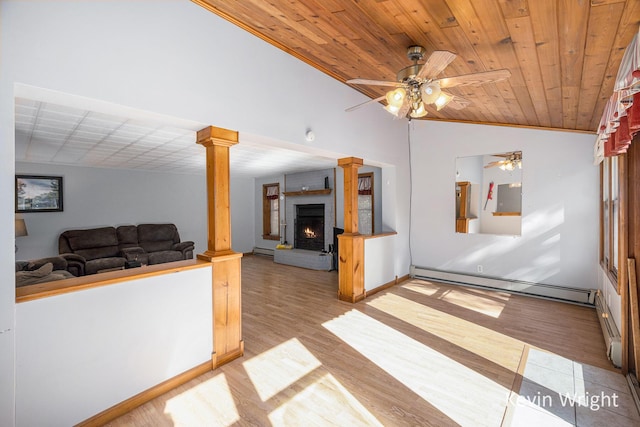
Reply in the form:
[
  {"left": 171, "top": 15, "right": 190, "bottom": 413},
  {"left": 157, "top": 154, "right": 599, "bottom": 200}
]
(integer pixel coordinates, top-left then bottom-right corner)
[{"left": 194, "top": 0, "right": 640, "bottom": 132}]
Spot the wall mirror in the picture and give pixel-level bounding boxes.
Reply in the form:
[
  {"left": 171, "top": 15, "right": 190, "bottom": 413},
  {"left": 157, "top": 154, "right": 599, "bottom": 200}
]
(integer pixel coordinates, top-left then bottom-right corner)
[{"left": 455, "top": 151, "right": 522, "bottom": 235}]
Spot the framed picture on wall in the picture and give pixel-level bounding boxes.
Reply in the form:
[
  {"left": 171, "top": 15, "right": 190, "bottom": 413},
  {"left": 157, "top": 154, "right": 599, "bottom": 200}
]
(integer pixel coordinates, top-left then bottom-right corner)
[{"left": 15, "top": 175, "right": 64, "bottom": 213}]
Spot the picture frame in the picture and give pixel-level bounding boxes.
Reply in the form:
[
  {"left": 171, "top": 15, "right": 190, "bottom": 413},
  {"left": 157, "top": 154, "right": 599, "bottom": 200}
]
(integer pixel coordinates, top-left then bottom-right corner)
[{"left": 15, "top": 175, "right": 64, "bottom": 213}]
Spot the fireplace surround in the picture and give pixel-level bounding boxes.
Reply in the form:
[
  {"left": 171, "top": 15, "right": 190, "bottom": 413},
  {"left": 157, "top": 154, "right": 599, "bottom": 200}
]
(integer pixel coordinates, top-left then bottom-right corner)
[{"left": 294, "top": 204, "right": 325, "bottom": 251}]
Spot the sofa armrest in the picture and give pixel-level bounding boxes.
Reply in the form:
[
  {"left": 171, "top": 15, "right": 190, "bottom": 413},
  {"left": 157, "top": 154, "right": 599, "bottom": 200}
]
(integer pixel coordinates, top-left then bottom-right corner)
[
  {"left": 27, "top": 256, "right": 68, "bottom": 272},
  {"left": 120, "top": 247, "right": 149, "bottom": 264},
  {"left": 172, "top": 241, "right": 194, "bottom": 252},
  {"left": 16, "top": 261, "right": 29, "bottom": 272},
  {"left": 60, "top": 253, "right": 86, "bottom": 263},
  {"left": 60, "top": 253, "right": 86, "bottom": 277}
]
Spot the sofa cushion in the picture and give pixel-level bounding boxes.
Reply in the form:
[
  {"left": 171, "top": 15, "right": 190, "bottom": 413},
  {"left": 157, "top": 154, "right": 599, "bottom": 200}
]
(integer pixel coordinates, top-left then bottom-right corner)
[
  {"left": 148, "top": 251, "right": 184, "bottom": 265},
  {"left": 137, "top": 224, "right": 178, "bottom": 252},
  {"left": 64, "top": 227, "right": 120, "bottom": 260},
  {"left": 116, "top": 225, "right": 139, "bottom": 249},
  {"left": 85, "top": 257, "right": 126, "bottom": 275}
]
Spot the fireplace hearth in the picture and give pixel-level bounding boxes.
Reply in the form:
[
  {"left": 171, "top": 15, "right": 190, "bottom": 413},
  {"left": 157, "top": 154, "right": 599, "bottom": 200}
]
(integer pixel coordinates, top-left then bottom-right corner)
[{"left": 295, "top": 204, "right": 325, "bottom": 251}]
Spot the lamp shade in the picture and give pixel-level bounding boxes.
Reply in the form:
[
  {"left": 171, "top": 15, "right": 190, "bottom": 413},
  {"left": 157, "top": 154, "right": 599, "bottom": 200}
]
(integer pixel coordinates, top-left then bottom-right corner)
[{"left": 15, "top": 218, "right": 28, "bottom": 237}]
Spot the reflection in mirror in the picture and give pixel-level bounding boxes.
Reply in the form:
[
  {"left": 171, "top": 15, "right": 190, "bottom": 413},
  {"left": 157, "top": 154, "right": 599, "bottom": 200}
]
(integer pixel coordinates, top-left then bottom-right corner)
[{"left": 455, "top": 151, "right": 522, "bottom": 235}]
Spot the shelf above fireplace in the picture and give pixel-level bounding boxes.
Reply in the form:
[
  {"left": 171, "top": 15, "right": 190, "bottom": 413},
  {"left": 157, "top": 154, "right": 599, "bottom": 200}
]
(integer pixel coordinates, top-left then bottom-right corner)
[{"left": 283, "top": 189, "right": 331, "bottom": 197}]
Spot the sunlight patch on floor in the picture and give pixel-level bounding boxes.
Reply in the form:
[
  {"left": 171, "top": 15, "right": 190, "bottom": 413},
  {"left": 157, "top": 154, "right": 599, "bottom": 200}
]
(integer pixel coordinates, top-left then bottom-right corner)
[
  {"left": 323, "top": 309, "right": 510, "bottom": 427},
  {"left": 243, "top": 337, "right": 322, "bottom": 401},
  {"left": 507, "top": 348, "right": 639, "bottom": 426},
  {"left": 402, "top": 280, "right": 509, "bottom": 318},
  {"left": 367, "top": 293, "right": 524, "bottom": 372},
  {"left": 164, "top": 373, "right": 239, "bottom": 426},
  {"left": 268, "top": 372, "right": 383, "bottom": 427}
]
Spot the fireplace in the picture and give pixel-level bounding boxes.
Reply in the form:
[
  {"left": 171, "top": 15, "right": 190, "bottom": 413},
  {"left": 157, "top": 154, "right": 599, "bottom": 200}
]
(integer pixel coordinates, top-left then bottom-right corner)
[{"left": 295, "top": 204, "right": 325, "bottom": 251}]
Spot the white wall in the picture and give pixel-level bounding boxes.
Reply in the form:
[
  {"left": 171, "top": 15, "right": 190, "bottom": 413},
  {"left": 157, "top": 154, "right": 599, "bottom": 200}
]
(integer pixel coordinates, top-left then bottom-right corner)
[
  {"left": 1, "top": 2, "right": 411, "bottom": 423},
  {"left": 230, "top": 175, "right": 256, "bottom": 254},
  {"left": 16, "top": 267, "right": 212, "bottom": 426},
  {"left": 15, "top": 162, "right": 208, "bottom": 260},
  {"left": 410, "top": 120, "right": 599, "bottom": 289}
]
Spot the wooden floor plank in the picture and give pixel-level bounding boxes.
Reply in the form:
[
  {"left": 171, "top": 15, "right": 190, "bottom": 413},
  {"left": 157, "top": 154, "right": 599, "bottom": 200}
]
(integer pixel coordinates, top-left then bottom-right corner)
[{"left": 106, "top": 255, "right": 620, "bottom": 426}]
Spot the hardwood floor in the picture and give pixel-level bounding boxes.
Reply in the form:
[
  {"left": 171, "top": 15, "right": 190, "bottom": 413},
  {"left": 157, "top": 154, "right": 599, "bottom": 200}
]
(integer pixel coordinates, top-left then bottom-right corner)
[{"left": 106, "top": 255, "right": 633, "bottom": 426}]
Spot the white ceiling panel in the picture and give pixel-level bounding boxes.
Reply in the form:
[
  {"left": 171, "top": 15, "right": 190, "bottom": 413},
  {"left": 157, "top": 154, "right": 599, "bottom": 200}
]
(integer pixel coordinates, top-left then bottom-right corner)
[{"left": 14, "top": 96, "right": 341, "bottom": 177}]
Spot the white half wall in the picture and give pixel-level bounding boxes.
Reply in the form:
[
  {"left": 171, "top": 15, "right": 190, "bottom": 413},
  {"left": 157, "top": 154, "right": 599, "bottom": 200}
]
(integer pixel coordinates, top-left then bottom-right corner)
[
  {"left": 409, "top": 120, "right": 599, "bottom": 289},
  {"left": 15, "top": 267, "right": 213, "bottom": 427}
]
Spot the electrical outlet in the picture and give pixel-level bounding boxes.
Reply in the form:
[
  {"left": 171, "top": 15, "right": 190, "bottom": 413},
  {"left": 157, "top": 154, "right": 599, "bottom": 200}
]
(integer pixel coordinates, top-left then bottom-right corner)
[{"left": 477, "top": 265, "right": 483, "bottom": 273}]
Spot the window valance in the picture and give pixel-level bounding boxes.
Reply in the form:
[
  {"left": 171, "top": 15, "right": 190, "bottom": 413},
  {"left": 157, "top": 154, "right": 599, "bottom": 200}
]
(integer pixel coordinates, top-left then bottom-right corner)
[
  {"left": 358, "top": 175, "right": 372, "bottom": 195},
  {"left": 265, "top": 185, "right": 279, "bottom": 200},
  {"left": 595, "top": 26, "right": 640, "bottom": 163}
]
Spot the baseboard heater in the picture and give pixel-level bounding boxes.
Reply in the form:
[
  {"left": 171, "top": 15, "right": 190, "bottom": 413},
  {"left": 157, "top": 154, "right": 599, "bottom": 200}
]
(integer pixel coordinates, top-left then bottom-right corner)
[
  {"left": 594, "top": 290, "right": 622, "bottom": 367},
  {"left": 253, "top": 247, "right": 274, "bottom": 257},
  {"left": 410, "top": 265, "right": 596, "bottom": 305}
]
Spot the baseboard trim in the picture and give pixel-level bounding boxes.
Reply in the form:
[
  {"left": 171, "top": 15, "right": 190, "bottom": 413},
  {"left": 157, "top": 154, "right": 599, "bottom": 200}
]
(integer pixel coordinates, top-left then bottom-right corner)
[
  {"left": 75, "top": 360, "right": 212, "bottom": 427},
  {"left": 411, "top": 266, "right": 595, "bottom": 305},
  {"left": 253, "top": 247, "right": 275, "bottom": 257},
  {"left": 365, "top": 274, "right": 411, "bottom": 298},
  {"left": 213, "top": 341, "right": 245, "bottom": 369}
]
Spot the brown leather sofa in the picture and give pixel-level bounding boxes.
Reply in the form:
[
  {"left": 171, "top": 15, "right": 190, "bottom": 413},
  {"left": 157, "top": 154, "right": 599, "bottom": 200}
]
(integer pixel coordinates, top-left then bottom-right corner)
[{"left": 59, "top": 223, "right": 194, "bottom": 276}]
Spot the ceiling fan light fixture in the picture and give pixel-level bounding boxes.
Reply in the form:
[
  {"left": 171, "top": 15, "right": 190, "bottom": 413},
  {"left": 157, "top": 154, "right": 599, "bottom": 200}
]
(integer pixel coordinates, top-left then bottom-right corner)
[
  {"left": 409, "top": 102, "right": 428, "bottom": 118},
  {"left": 421, "top": 82, "right": 441, "bottom": 104},
  {"left": 435, "top": 92, "right": 453, "bottom": 110},
  {"left": 385, "top": 104, "right": 401, "bottom": 116},
  {"left": 385, "top": 88, "right": 406, "bottom": 108}
]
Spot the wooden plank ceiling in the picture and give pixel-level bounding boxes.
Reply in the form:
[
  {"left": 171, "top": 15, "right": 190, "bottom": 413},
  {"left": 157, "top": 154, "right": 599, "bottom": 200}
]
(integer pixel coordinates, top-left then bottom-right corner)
[{"left": 194, "top": 0, "right": 640, "bottom": 133}]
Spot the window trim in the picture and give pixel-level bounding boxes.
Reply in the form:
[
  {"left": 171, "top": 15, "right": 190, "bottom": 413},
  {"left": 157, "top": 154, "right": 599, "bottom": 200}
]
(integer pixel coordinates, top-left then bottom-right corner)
[
  {"left": 601, "top": 156, "right": 623, "bottom": 294},
  {"left": 262, "top": 183, "right": 280, "bottom": 241},
  {"left": 358, "top": 172, "right": 374, "bottom": 235}
]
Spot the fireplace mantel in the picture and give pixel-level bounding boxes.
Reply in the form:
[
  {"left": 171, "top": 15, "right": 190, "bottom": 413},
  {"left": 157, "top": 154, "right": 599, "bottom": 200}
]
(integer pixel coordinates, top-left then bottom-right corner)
[{"left": 283, "top": 189, "right": 331, "bottom": 197}]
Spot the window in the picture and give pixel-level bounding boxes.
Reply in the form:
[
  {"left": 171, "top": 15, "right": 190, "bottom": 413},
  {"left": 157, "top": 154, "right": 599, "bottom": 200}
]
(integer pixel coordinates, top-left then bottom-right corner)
[
  {"left": 601, "top": 156, "right": 619, "bottom": 289},
  {"left": 262, "top": 183, "right": 280, "bottom": 240},
  {"left": 358, "top": 173, "right": 373, "bottom": 235}
]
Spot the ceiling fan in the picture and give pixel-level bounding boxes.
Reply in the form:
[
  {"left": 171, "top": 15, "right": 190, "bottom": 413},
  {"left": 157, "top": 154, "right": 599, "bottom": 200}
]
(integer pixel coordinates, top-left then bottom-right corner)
[
  {"left": 345, "top": 45, "right": 511, "bottom": 119},
  {"left": 484, "top": 151, "right": 522, "bottom": 170}
]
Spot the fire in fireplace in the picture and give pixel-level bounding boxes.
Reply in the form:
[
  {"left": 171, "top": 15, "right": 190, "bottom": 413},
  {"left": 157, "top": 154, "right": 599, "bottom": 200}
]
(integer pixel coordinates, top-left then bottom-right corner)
[{"left": 295, "top": 204, "right": 324, "bottom": 251}]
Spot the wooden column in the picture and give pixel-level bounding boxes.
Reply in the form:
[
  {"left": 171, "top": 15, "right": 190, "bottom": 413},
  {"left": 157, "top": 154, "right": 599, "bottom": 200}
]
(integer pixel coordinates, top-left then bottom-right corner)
[
  {"left": 196, "top": 126, "right": 244, "bottom": 369},
  {"left": 337, "top": 157, "right": 365, "bottom": 303}
]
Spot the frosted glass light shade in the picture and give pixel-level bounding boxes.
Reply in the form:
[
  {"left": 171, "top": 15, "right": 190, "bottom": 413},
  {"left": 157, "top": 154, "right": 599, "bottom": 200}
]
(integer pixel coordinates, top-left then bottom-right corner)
[
  {"left": 421, "top": 82, "right": 441, "bottom": 104},
  {"left": 385, "top": 104, "right": 401, "bottom": 116},
  {"left": 385, "top": 88, "right": 406, "bottom": 107},
  {"left": 435, "top": 92, "right": 453, "bottom": 110},
  {"left": 409, "top": 102, "right": 428, "bottom": 118}
]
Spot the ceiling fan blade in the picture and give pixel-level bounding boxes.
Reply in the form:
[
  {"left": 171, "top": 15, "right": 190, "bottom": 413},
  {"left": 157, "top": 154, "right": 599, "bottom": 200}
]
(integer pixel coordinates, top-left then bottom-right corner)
[
  {"left": 435, "top": 69, "right": 511, "bottom": 88},
  {"left": 346, "top": 78, "right": 403, "bottom": 87},
  {"left": 484, "top": 161, "right": 505, "bottom": 168},
  {"left": 446, "top": 94, "right": 471, "bottom": 110},
  {"left": 395, "top": 97, "right": 411, "bottom": 119},
  {"left": 345, "top": 95, "right": 386, "bottom": 112},
  {"left": 416, "top": 50, "right": 457, "bottom": 80}
]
